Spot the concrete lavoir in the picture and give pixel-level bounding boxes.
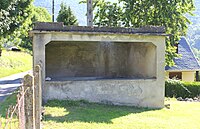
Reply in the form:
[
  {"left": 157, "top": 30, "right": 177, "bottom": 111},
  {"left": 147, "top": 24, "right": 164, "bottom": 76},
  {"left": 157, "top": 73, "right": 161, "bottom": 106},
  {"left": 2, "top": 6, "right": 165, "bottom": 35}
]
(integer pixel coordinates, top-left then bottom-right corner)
[{"left": 31, "top": 22, "right": 166, "bottom": 108}]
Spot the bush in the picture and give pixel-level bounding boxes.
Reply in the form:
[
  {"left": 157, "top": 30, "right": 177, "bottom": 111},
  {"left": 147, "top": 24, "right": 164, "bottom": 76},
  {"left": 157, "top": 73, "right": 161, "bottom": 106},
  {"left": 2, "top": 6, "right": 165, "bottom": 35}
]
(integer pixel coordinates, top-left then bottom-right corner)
[{"left": 165, "top": 79, "right": 200, "bottom": 98}]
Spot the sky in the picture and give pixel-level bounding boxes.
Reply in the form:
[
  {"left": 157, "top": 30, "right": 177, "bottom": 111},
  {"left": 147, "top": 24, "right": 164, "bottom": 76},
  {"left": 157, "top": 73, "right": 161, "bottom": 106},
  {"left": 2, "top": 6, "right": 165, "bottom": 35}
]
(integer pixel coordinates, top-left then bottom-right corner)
[{"left": 33, "top": 0, "right": 118, "bottom": 26}]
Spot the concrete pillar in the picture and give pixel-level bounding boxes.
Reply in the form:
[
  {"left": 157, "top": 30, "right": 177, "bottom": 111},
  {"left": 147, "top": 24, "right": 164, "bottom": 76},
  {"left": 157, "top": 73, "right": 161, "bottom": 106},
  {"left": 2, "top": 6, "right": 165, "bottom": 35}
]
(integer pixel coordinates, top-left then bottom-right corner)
[
  {"left": 18, "top": 86, "right": 25, "bottom": 129},
  {"left": 34, "top": 65, "right": 42, "bottom": 129},
  {"left": 24, "top": 74, "right": 35, "bottom": 129},
  {"left": 32, "top": 34, "right": 50, "bottom": 103},
  {"left": 153, "top": 37, "right": 165, "bottom": 107}
]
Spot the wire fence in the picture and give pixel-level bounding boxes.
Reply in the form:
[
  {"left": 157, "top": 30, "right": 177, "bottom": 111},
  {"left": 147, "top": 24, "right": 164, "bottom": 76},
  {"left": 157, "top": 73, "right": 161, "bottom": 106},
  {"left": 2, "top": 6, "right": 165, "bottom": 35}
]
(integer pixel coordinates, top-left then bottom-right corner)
[{"left": 0, "top": 65, "right": 42, "bottom": 129}]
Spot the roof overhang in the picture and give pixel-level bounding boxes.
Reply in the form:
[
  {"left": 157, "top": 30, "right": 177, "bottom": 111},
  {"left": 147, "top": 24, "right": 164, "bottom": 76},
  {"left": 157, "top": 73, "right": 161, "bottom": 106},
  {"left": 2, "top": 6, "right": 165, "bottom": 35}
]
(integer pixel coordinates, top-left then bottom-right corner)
[{"left": 30, "top": 22, "right": 168, "bottom": 37}]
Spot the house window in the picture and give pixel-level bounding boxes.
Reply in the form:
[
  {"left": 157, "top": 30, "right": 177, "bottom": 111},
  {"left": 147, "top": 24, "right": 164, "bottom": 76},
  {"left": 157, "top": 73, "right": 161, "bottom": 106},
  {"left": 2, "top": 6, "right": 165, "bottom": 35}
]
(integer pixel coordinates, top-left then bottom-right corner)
[{"left": 169, "top": 72, "right": 182, "bottom": 80}]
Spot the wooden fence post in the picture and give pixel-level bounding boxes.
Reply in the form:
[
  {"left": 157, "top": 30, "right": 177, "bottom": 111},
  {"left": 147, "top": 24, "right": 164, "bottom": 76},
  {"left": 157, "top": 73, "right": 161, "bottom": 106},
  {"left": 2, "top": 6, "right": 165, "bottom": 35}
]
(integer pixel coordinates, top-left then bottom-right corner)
[
  {"left": 18, "top": 86, "right": 25, "bottom": 129},
  {"left": 24, "top": 74, "right": 35, "bottom": 129},
  {"left": 34, "top": 65, "right": 42, "bottom": 129}
]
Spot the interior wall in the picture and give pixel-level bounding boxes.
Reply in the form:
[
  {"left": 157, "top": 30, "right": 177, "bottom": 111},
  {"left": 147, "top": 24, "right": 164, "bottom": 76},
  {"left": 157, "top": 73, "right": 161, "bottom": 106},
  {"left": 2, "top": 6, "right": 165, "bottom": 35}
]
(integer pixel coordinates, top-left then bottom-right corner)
[{"left": 45, "top": 41, "right": 156, "bottom": 80}]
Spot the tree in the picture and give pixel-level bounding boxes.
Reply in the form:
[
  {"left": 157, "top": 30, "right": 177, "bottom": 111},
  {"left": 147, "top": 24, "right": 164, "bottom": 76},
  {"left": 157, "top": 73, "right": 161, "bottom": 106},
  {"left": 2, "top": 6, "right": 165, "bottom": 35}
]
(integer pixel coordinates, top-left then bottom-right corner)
[
  {"left": 32, "top": 6, "right": 51, "bottom": 22},
  {"left": 120, "top": 0, "right": 194, "bottom": 66},
  {"left": 83, "top": 0, "right": 195, "bottom": 66},
  {"left": 1, "top": 5, "right": 51, "bottom": 52},
  {"left": 0, "top": 0, "right": 33, "bottom": 55},
  {"left": 56, "top": 2, "right": 78, "bottom": 26},
  {"left": 0, "top": 0, "right": 33, "bottom": 37},
  {"left": 18, "top": 6, "right": 52, "bottom": 51},
  {"left": 94, "top": 0, "right": 122, "bottom": 27}
]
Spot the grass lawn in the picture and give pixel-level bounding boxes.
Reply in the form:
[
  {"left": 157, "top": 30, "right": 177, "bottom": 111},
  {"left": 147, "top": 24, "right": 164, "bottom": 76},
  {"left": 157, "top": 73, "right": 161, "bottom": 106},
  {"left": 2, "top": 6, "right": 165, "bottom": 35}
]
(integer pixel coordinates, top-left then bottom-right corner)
[
  {"left": 1, "top": 95, "right": 200, "bottom": 129},
  {"left": 43, "top": 99, "right": 200, "bottom": 129},
  {"left": 0, "top": 93, "right": 18, "bottom": 128},
  {"left": 0, "top": 50, "right": 32, "bottom": 78}
]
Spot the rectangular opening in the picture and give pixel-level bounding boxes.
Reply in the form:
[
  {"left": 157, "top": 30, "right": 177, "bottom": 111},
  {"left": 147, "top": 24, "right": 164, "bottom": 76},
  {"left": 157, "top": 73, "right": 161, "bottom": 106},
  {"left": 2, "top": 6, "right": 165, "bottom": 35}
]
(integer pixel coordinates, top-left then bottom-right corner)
[
  {"left": 45, "top": 41, "right": 156, "bottom": 81},
  {"left": 169, "top": 72, "right": 182, "bottom": 80}
]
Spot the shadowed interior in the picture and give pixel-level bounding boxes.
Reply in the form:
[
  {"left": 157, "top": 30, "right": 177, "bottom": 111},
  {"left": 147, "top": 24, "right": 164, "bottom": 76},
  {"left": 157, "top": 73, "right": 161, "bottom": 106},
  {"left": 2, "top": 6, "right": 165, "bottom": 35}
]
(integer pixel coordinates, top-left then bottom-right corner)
[{"left": 45, "top": 41, "right": 156, "bottom": 81}]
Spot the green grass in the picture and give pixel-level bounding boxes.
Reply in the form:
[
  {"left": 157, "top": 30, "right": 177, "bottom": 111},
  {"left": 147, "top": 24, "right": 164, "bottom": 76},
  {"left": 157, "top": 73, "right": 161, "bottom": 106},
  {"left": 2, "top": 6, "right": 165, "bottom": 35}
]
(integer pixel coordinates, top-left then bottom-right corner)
[
  {"left": 0, "top": 50, "right": 32, "bottom": 78},
  {"left": 43, "top": 99, "right": 200, "bottom": 129},
  {"left": 0, "top": 93, "right": 18, "bottom": 128},
  {"left": 0, "top": 93, "right": 17, "bottom": 117},
  {"left": 1, "top": 95, "right": 200, "bottom": 129}
]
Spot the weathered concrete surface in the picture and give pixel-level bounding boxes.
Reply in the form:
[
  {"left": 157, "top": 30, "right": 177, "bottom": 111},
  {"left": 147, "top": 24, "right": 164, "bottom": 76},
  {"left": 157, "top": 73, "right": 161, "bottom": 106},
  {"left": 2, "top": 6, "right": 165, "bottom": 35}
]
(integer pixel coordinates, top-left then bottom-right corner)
[
  {"left": 33, "top": 65, "right": 42, "bottom": 129},
  {"left": 33, "top": 22, "right": 166, "bottom": 35},
  {"left": 31, "top": 22, "right": 166, "bottom": 108},
  {"left": 45, "top": 79, "right": 163, "bottom": 108},
  {"left": 46, "top": 42, "right": 156, "bottom": 80},
  {"left": 24, "top": 74, "right": 35, "bottom": 129}
]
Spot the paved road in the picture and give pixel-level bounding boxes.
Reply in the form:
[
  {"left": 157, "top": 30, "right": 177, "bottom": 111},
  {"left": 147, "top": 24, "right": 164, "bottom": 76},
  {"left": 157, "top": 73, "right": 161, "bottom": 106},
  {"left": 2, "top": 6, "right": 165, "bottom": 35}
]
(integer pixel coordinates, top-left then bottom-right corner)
[{"left": 0, "top": 71, "right": 32, "bottom": 102}]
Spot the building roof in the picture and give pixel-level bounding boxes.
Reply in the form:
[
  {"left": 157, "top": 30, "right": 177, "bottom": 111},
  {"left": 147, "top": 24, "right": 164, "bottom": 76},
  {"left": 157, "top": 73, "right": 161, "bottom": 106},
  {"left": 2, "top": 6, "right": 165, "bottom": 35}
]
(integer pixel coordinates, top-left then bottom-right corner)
[
  {"left": 32, "top": 22, "right": 167, "bottom": 36},
  {"left": 165, "top": 37, "right": 200, "bottom": 71}
]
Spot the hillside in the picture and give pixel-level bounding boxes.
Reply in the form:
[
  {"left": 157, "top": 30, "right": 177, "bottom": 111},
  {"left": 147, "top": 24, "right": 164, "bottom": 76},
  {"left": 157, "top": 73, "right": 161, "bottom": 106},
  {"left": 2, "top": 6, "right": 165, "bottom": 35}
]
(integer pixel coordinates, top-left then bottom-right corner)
[
  {"left": 186, "top": 0, "right": 200, "bottom": 58},
  {"left": 0, "top": 50, "right": 32, "bottom": 78}
]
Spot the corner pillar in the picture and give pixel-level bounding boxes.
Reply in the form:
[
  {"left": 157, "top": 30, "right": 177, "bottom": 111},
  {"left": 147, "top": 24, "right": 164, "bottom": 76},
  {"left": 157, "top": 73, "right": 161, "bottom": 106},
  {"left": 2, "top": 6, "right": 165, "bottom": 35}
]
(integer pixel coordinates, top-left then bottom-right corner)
[{"left": 32, "top": 33, "right": 51, "bottom": 104}]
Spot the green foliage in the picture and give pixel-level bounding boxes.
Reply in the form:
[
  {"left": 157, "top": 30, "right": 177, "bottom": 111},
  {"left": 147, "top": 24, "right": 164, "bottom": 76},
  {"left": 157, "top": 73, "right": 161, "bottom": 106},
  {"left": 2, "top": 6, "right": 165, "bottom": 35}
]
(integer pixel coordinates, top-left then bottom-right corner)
[
  {"left": 0, "top": 93, "right": 18, "bottom": 128},
  {"left": 1, "top": 5, "right": 51, "bottom": 51},
  {"left": 121, "top": 0, "right": 194, "bottom": 66},
  {"left": 32, "top": 6, "right": 51, "bottom": 22},
  {"left": 3, "top": 5, "right": 33, "bottom": 50},
  {"left": 165, "top": 79, "right": 200, "bottom": 98},
  {"left": 0, "top": 93, "right": 17, "bottom": 117},
  {"left": 83, "top": 0, "right": 195, "bottom": 66},
  {"left": 94, "top": 0, "right": 122, "bottom": 27},
  {"left": 0, "top": 0, "right": 33, "bottom": 51},
  {"left": 18, "top": 6, "right": 51, "bottom": 50},
  {"left": 0, "top": 0, "right": 33, "bottom": 37},
  {"left": 56, "top": 2, "right": 78, "bottom": 26}
]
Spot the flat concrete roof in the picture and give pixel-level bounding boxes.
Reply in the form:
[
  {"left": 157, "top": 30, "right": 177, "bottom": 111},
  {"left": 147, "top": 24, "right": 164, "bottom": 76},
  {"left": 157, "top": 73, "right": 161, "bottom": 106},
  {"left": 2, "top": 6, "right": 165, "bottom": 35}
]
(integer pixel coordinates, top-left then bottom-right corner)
[{"left": 31, "top": 22, "right": 167, "bottom": 36}]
